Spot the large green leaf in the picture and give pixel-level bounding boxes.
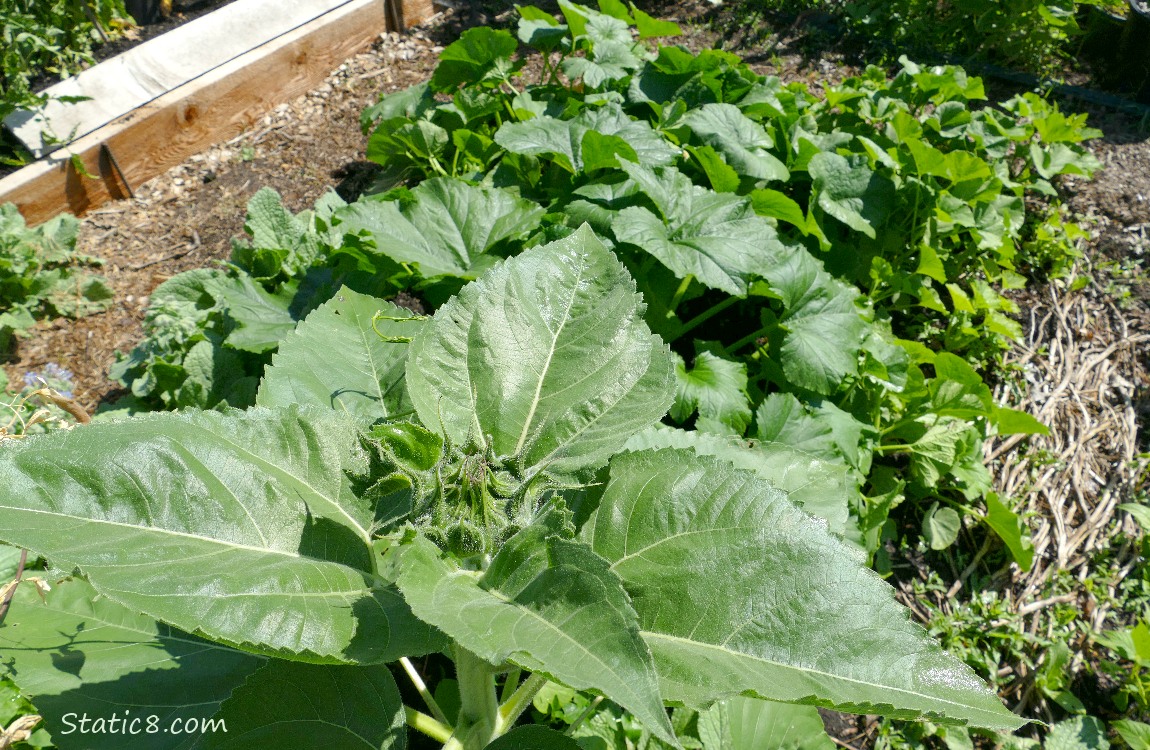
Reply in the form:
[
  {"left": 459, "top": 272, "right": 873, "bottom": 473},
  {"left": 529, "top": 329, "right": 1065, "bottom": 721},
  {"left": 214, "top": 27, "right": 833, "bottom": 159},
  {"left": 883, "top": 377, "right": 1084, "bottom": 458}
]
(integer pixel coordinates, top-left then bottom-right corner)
[
  {"left": 0, "top": 578, "right": 262, "bottom": 750},
  {"left": 431, "top": 27, "right": 519, "bottom": 91},
  {"left": 682, "top": 103, "right": 789, "bottom": 182},
  {"left": 258, "top": 288, "right": 418, "bottom": 421},
  {"left": 611, "top": 163, "right": 781, "bottom": 296},
  {"left": 698, "top": 697, "right": 834, "bottom": 750},
  {"left": 407, "top": 225, "right": 674, "bottom": 479},
  {"left": 808, "top": 152, "right": 894, "bottom": 239},
  {"left": 778, "top": 285, "right": 868, "bottom": 395},
  {"left": 203, "top": 661, "right": 406, "bottom": 749},
  {"left": 670, "top": 350, "right": 751, "bottom": 436},
  {"left": 385, "top": 525, "right": 677, "bottom": 744},
  {"left": 0, "top": 407, "right": 443, "bottom": 664},
  {"left": 214, "top": 275, "right": 298, "bottom": 354},
  {"left": 332, "top": 178, "right": 545, "bottom": 279},
  {"left": 621, "top": 425, "right": 851, "bottom": 538},
  {"left": 583, "top": 449, "right": 1025, "bottom": 730},
  {"left": 494, "top": 105, "right": 677, "bottom": 172}
]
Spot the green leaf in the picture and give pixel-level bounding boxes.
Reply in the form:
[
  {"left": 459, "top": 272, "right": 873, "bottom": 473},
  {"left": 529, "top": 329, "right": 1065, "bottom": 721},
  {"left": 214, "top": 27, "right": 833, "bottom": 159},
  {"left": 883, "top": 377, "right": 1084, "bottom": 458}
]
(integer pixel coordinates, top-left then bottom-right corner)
[
  {"left": 670, "top": 350, "right": 752, "bottom": 436},
  {"left": 385, "top": 528, "right": 677, "bottom": 745},
  {"left": 243, "top": 187, "right": 301, "bottom": 253},
  {"left": 631, "top": 5, "right": 681, "bottom": 38},
  {"left": 808, "top": 152, "right": 894, "bottom": 239},
  {"left": 486, "top": 725, "right": 584, "bottom": 749},
  {"left": 584, "top": 449, "right": 1023, "bottom": 729},
  {"left": 1046, "top": 716, "right": 1109, "bottom": 750},
  {"left": 755, "top": 393, "right": 869, "bottom": 476},
  {"left": 431, "top": 27, "right": 519, "bottom": 91},
  {"left": 682, "top": 104, "right": 789, "bottom": 182},
  {"left": 698, "top": 697, "right": 834, "bottom": 750},
  {"left": 0, "top": 407, "right": 444, "bottom": 664},
  {"left": 495, "top": 105, "right": 677, "bottom": 172},
  {"left": 923, "top": 502, "right": 962, "bottom": 550},
  {"left": 581, "top": 130, "right": 639, "bottom": 172},
  {"left": 1112, "top": 720, "right": 1150, "bottom": 750},
  {"left": 991, "top": 406, "right": 1049, "bottom": 436},
  {"left": 215, "top": 275, "right": 297, "bottom": 354},
  {"left": 203, "top": 661, "right": 406, "bottom": 749},
  {"left": 688, "top": 144, "right": 741, "bottom": 193},
  {"left": 984, "top": 493, "right": 1034, "bottom": 571},
  {"left": 902, "top": 415, "right": 978, "bottom": 488},
  {"left": 0, "top": 578, "right": 262, "bottom": 750},
  {"left": 1119, "top": 503, "right": 1150, "bottom": 533},
  {"left": 258, "top": 288, "right": 418, "bottom": 421},
  {"left": 333, "top": 178, "right": 545, "bottom": 279},
  {"left": 612, "top": 163, "right": 781, "bottom": 296},
  {"left": 0, "top": 543, "right": 21, "bottom": 581},
  {"left": 407, "top": 225, "right": 674, "bottom": 480},
  {"left": 622, "top": 425, "right": 852, "bottom": 538},
  {"left": 750, "top": 189, "right": 808, "bottom": 232},
  {"left": 779, "top": 285, "right": 867, "bottom": 395},
  {"left": 563, "top": 42, "right": 642, "bottom": 88}
]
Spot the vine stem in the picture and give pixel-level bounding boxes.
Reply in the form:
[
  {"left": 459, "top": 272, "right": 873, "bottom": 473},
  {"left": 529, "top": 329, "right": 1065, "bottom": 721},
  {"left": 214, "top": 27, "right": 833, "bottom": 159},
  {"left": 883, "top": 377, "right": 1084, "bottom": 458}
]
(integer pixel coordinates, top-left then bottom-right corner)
[
  {"left": 500, "top": 667, "right": 523, "bottom": 704},
  {"left": 564, "top": 695, "right": 604, "bottom": 736},
  {"left": 405, "top": 707, "right": 454, "bottom": 744},
  {"left": 400, "top": 657, "right": 451, "bottom": 726},
  {"left": 668, "top": 295, "right": 740, "bottom": 342},
  {"left": 665, "top": 274, "right": 694, "bottom": 317}
]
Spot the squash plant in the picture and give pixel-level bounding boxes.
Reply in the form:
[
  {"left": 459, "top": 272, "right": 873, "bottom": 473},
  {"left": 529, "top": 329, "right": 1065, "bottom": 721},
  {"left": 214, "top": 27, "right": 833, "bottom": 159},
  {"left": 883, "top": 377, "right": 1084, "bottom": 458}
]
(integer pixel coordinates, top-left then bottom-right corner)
[{"left": 0, "top": 228, "right": 1022, "bottom": 748}]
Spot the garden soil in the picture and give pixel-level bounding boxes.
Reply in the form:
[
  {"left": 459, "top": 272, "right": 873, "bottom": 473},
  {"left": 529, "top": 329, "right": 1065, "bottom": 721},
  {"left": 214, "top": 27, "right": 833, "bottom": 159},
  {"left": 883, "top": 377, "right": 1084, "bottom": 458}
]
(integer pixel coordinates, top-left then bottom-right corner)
[{"left": 1, "top": 3, "right": 1149, "bottom": 745}]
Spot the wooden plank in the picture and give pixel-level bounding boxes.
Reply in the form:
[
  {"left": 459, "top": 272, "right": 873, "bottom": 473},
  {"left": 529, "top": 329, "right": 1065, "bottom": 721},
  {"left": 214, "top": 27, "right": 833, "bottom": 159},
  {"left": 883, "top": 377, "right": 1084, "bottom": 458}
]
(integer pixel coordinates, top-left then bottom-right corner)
[
  {"left": 6, "top": 0, "right": 353, "bottom": 157},
  {"left": 0, "top": 0, "right": 435, "bottom": 227}
]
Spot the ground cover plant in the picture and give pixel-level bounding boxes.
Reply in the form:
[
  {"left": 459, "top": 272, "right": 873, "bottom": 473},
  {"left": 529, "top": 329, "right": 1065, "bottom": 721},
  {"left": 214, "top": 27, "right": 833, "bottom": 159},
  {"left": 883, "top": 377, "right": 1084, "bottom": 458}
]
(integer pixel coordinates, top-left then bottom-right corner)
[
  {"left": 0, "top": 228, "right": 1024, "bottom": 748},
  {"left": 0, "top": 0, "right": 133, "bottom": 164},
  {"left": 709, "top": 0, "right": 1135, "bottom": 79},
  {"left": 0, "top": 203, "right": 112, "bottom": 353}
]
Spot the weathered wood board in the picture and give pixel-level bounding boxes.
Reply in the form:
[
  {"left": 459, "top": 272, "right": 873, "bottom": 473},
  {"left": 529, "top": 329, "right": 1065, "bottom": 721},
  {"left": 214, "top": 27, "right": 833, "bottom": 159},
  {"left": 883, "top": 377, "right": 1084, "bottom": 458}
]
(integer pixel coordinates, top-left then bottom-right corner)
[
  {"left": 6, "top": 0, "right": 353, "bottom": 157},
  {"left": 0, "top": 0, "right": 434, "bottom": 226}
]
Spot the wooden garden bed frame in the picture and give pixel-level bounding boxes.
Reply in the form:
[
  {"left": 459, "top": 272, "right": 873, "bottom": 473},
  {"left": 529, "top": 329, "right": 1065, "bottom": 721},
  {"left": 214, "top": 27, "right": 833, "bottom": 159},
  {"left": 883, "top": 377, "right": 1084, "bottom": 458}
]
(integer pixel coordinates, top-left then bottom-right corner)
[{"left": 0, "top": 0, "right": 434, "bottom": 226}]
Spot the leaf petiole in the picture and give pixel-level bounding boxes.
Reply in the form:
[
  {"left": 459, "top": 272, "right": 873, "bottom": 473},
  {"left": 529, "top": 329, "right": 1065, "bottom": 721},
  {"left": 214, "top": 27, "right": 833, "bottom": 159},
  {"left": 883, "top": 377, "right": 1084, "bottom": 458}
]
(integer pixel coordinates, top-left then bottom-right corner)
[
  {"left": 498, "top": 672, "right": 548, "bottom": 728},
  {"left": 665, "top": 274, "right": 694, "bottom": 317},
  {"left": 400, "top": 657, "right": 452, "bottom": 726},
  {"left": 667, "top": 295, "right": 740, "bottom": 342},
  {"left": 405, "top": 706, "right": 454, "bottom": 744}
]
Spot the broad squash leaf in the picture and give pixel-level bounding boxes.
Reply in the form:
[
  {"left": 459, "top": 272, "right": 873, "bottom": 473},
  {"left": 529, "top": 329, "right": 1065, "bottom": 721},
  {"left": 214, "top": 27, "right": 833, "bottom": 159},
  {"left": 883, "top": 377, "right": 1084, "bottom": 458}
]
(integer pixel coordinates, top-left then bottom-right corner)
[
  {"left": 431, "top": 27, "right": 519, "bottom": 91},
  {"left": 612, "top": 163, "right": 781, "bottom": 296},
  {"left": 333, "top": 178, "right": 544, "bottom": 279},
  {"left": 682, "top": 103, "right": 789, "bottom": 182},
  {"left": 808, "top": 152, "right": 894, "bottom": 239},
  {"left": 670, "top": 350, "right": 752, "bottom": 436},
  {"left": 258, "top": 288, "right": 418, "bottom": 421}
]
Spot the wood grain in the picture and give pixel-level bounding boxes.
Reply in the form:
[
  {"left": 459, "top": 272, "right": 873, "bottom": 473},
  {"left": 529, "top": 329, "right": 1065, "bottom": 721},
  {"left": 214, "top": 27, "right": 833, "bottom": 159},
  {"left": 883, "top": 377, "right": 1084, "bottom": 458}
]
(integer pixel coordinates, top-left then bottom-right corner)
[
  {"left": 0, "top": 0, "right": 436, "bottom": 226},
  {"left": 6, "top": 0, "right": 353, "bottom": 156}
]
